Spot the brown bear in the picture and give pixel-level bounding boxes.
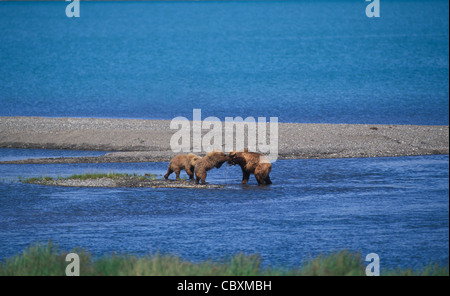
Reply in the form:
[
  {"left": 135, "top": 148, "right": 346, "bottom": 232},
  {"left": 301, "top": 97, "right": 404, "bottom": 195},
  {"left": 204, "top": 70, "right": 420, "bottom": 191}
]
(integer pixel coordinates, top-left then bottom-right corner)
[
  {"left": 194, "top": 150, "right": 231, "bottom": 184},
  {"left": 228, "top": 150, "right": 272, "bottom": 185},
  {"left": 164, "top": 153, "right": 202, "bottom": 181}
]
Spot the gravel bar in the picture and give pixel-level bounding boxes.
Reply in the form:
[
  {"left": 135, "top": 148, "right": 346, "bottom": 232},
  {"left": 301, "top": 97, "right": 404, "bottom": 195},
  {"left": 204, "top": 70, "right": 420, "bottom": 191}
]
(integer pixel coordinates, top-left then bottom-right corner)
[
  {"left": 24, "top": 177, "right": 224, "bottom": 189},
  {"left": 0, "top": 116, "right": 448, "bottom": 164}
]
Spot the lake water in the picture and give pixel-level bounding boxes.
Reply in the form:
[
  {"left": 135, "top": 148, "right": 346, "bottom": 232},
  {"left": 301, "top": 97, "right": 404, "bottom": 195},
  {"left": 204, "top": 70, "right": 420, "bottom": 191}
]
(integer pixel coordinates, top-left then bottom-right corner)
[
  {"left": 0, "top": 0, "right": 448, "bottom": 125},
  {"left": 0, "top": 148, "right": 107, "bottom": 162},
  {"left": 0, "top": 150, "right": 448, "bottom": 270}
]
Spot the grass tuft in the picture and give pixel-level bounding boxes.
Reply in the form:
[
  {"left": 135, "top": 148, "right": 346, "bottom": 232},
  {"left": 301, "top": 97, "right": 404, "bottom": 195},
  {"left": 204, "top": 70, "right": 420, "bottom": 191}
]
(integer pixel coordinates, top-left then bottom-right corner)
[
  {"left": 21, "top": 172, "right": 158, "bottom": 184},
  {"left": 0, "top": 243, "right": 448, "bottom": 276}
]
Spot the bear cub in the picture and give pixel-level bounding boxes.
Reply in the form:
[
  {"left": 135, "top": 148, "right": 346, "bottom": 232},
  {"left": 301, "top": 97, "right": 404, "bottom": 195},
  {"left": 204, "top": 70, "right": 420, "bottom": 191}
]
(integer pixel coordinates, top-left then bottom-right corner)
[{"left": 165, "top": 153, "right": 202, "bottom": 180}]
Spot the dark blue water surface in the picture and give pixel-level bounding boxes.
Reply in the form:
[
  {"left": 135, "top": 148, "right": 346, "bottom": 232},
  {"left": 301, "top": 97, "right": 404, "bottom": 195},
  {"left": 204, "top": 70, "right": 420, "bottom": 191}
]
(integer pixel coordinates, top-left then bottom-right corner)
[
  {"left": 0, "top": 151, "right": 448, "bottom": 271},
  {"left": 0, "top": 1, "right": 448, "bottom": 124},
  {"left": 0, "top": 148, "right": 108, "bottom": 162}
]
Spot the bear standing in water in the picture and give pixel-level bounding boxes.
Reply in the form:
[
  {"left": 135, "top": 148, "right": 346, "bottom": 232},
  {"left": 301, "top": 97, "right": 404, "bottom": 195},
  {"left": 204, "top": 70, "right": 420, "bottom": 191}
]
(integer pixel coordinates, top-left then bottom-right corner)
[
  {"left": 165, "top": 153, "right": 202, "bottom": 181},
  {"left": 194, "top": 151, "right": 231, "bottom": 184},
  {"left": 228, "top": 150, "right": 272, "bottom": 185}
]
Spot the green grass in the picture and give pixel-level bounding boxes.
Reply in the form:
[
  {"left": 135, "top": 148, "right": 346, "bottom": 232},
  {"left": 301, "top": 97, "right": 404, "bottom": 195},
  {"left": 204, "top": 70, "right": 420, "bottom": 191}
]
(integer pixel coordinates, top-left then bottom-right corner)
[
  {"left": 0, "top": 243, "right": 448, "bottom": 276},
  {"left": 63, "top": 172, "right": 132, "bottom": 180},
  {"left": 21, "top": 172, "right": 158, "bottom": 183}
]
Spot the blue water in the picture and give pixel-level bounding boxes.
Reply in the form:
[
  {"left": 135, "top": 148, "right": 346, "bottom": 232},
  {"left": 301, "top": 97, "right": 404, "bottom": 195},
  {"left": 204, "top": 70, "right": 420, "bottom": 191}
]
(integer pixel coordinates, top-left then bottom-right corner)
[
  {"left": 0, "top": 151, "right": 448, "bottom": 270},
  {"left": 0, "top": 148, "right": 107, "bottom": 162},
  {"left": 0, "top": 1, "right": 448, "bottom": 124}
]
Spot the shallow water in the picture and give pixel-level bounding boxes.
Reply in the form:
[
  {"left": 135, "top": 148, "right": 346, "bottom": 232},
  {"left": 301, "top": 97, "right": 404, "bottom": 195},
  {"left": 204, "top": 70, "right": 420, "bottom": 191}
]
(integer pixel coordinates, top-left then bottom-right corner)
[
  {"left": 0, "top": 148, "right": 107, "bottom": 162},
  {"left": 0, "top": 150, "right": 448, "bottom": 270}
]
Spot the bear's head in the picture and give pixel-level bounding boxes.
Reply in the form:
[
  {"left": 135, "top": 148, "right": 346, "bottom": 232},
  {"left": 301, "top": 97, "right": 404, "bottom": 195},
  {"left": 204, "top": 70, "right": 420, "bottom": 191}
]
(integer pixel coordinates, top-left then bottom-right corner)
[
  {"left": 227, "top": 148, "right": 249, "bottom": 166},
  {"left": 205, "top": 150, "right": 231, "bottom": 168},
  {"left": 228, "top": 151, "right": 238, "bottom": 166}
]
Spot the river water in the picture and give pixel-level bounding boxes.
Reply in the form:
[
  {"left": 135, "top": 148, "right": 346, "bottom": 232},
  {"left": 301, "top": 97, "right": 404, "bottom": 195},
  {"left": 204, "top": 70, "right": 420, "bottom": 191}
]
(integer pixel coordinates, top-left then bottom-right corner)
[{"left": 0, "top": 150, "right": 448, "bottom": 270}]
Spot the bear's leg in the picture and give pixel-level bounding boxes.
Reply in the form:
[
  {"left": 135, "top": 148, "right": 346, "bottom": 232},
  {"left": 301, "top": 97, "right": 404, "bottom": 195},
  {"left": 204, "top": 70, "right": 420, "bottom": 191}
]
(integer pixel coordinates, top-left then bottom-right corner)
[
  {"left": 175, "top": 169, "right": 181, "bottom": 181},
  {"left": 255, "top": 166, "right": 268, "bottom": 185},
  {"left": 186, "top": 166, "right": 194, "bottom": 180},
  {"left": 255, "top": 174, "right": 266, "bottom": 185},
  {"left": 201, "top": 172, "right": 207, "bottom": 184},
  {"left": 264, "top": 175, "right": 272, "bottom": 185},
  {"left": 195, "top": 170, "right": 206, "bottom": 184},
  {"left": 164, "top": 167, "right": 173, "bottom": 180},
  {"left": 240, "top": 166, "right": 250, "bottom": 184},
  {"left": 242, "top": 172, "right": 250, "bottom": 184}
]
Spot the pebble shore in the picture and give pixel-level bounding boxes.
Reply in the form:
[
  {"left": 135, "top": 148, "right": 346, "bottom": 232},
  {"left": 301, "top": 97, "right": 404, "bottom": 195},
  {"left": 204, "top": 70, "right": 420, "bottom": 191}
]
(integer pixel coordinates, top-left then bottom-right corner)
[
  {"left": 24, "top": 177, "right": 224, "bottom": 189},
  {"left": 0, "top": 116, "right": 448, "bottom": 164}
]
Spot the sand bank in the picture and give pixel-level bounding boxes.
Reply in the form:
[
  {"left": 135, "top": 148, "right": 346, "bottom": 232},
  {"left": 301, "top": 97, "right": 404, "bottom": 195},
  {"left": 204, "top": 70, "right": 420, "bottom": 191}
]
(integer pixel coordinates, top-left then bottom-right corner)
[{"left": 0, "top": 116, "right": 448, "bottom": 164}]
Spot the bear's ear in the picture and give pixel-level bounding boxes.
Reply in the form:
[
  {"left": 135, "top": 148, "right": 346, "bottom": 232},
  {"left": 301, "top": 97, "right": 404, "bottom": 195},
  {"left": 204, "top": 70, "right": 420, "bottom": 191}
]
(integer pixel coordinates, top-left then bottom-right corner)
[{"left": 243, "top": 148, "right": 249, "bottom": 152}]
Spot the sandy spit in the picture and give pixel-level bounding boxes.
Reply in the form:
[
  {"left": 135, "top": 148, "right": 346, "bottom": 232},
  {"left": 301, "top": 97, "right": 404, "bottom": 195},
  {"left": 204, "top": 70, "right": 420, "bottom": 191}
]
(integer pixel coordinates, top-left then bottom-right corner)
[
  {"left": 24, "top": 177, "right": 224, "bottom": 189},
  {"left": 0, "top": 116, "right": 448, "bottom": 164}
]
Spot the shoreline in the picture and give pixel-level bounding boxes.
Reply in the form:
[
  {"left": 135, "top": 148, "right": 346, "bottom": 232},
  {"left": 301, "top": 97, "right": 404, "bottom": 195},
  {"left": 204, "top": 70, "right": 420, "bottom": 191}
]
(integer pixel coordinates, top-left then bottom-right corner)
[{"left": 0, "top": 116, "right": 448, "bottom": 164}]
